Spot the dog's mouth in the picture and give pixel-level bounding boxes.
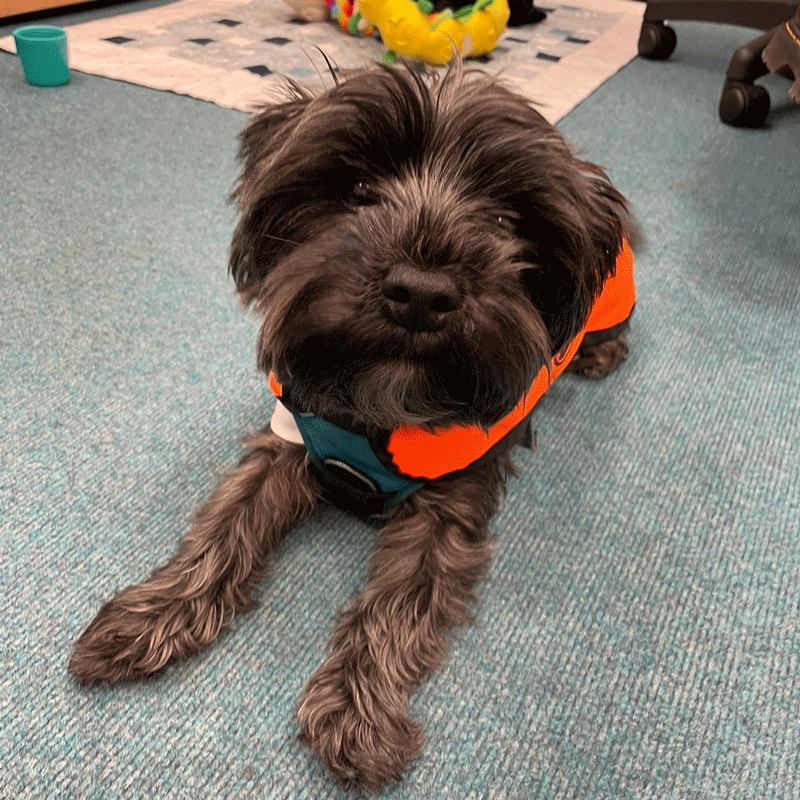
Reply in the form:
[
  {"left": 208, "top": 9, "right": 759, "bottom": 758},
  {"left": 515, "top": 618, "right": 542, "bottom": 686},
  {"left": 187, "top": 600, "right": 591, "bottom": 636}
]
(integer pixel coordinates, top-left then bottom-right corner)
[
  {"left": 379, "top": 323, "right": 460, "bottom": 362},
  {"left": 269, "top": 317, "right": 543, "bottom": 431}
]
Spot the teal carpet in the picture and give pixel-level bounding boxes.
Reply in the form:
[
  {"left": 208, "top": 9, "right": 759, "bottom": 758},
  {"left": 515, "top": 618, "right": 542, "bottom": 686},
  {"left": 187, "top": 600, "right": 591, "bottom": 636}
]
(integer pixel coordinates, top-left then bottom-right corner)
[{"left": 2, "top": 4, "right": 799, "bottom": 798}]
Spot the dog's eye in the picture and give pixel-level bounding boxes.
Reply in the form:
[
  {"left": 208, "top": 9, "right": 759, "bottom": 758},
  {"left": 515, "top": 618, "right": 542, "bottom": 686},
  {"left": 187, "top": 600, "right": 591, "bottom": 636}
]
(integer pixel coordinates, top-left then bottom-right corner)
[
  {"left": 344, "top": 182, "right": 380, "bottom": 210},
  {"left": 496, "top": 214, "right": 517, "bottom": 233}
]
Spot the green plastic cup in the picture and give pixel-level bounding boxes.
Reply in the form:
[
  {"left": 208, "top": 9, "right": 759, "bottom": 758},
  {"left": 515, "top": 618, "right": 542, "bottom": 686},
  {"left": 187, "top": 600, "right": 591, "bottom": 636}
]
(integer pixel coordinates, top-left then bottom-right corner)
[{"left": 13, "top": 25, "right": 70, "bottom": 87}]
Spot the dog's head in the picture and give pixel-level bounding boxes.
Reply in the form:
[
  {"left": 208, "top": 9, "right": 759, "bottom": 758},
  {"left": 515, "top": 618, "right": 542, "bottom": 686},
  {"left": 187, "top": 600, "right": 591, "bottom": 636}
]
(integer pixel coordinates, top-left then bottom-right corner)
[{"left": 230, "top": 64, "right": 630, "bottom": 430}]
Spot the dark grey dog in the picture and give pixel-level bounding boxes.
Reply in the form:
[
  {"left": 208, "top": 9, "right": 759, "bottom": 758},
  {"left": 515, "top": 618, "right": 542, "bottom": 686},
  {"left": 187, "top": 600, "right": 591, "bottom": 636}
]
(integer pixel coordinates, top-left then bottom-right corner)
[{"left": 70, "top": 64, "right": 635, "bottom": 791}]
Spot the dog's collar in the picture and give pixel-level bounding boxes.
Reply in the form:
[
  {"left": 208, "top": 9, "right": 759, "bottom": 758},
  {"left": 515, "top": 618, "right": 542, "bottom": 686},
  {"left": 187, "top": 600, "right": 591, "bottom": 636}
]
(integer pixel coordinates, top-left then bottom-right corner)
[
  {"left": 270, "top": 397, "right": 424, "bottom": 516},
  {"left": 268, "top": 380, "right": 536, "bottom": 517}
]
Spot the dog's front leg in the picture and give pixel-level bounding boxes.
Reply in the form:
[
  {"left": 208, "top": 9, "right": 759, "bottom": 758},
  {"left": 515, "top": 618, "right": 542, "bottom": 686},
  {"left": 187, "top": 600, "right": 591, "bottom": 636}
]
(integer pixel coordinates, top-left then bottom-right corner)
[
  {"left": 297, "top": 463, "right": 504, "bottom": 791},
  {"left": 70, "top": 430, "right": 319, "bottom": 686}
]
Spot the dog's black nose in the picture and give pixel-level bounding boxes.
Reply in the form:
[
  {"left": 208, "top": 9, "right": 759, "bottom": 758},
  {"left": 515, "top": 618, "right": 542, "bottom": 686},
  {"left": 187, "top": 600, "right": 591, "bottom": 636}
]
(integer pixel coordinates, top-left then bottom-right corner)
[{"left": 382, "top": 265, "right": 461, "bottom": 332}]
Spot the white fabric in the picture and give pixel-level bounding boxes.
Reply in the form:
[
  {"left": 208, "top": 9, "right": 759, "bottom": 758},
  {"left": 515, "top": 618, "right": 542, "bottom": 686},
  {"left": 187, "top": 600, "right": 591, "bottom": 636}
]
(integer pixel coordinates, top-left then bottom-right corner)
[{"left": 270, "top": 399, "right": 305, "bottom": 445}]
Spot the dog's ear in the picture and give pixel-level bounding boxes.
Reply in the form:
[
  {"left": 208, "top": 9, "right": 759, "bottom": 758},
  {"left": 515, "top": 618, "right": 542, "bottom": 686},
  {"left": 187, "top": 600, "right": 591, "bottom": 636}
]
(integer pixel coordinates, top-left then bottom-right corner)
[
  {"left": 229, "top": 86, "right": 315, "bottom": 301},
  {"left": 518, "top": 157, "right": 631, "bottom": 355},
  {"left": 573, "top": 157, "right": 632, "bottom": 289},
  {"left": 232, "top": 85, "right": 314, "bottom": 212}
]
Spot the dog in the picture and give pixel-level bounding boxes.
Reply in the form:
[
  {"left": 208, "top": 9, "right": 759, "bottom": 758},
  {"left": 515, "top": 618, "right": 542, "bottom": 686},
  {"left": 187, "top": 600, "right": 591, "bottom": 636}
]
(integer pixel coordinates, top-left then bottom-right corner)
[{"left": 69, "top": 63, "right": 635, "bottom": 791}]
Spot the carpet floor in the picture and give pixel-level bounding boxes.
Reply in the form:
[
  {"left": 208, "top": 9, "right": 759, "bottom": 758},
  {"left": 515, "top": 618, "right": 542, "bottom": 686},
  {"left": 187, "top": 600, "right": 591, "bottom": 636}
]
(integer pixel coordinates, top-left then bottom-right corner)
[{"left": 1, "top": 4, "right": 799, "bottom": 799}]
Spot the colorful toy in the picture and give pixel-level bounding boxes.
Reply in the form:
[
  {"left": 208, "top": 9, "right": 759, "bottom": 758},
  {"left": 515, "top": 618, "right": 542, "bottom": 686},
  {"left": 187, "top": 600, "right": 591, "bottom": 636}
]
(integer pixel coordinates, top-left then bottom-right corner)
[
  {"left": 327, "top": 0, "right": 376, "bottom": 36},
  {"left": 361, "top": 0, "right": 509, "bottom": 65},
  {"left": 284, "top": 0, "right": 509, "bottom": 66},
  {"left": 324, "top": 0, "right": 509, "bottom": 66}
]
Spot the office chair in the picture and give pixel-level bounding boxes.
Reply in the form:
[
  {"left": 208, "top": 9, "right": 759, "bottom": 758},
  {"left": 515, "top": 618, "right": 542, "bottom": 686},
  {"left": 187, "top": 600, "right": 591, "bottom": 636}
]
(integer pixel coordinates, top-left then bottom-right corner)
[{"left": 637, "top": 1, "right": 800, "bottom": 126}]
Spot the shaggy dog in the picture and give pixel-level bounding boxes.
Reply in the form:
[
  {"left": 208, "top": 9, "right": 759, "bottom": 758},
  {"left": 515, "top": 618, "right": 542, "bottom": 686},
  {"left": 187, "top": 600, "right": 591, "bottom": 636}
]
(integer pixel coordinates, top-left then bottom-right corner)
[{"left": 70, "top": 64, "right": 635, "bottom": 791}]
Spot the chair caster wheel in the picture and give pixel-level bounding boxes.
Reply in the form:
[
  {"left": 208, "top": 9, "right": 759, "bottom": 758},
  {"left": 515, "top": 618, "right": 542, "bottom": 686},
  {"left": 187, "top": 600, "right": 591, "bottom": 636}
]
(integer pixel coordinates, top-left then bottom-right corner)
[
  {"left": 718, "top": 80, "right": 770, "bottom": 127},
  {"left": 638, "top": 21, "right": 677, "bottom": 60}
]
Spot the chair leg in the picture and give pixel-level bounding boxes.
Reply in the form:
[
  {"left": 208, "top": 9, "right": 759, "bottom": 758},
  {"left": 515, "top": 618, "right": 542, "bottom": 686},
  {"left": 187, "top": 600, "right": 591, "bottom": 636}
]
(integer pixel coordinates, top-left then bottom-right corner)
[
  {"left": 638, "top": 20, "right": 678, "bottom": 60},
  {"left": 718, "top": 28, "right": 775, "bottom": 126}
]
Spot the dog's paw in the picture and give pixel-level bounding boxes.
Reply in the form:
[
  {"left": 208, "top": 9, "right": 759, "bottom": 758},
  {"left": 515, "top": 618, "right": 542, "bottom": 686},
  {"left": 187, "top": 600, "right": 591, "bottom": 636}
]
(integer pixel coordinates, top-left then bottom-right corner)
[
  {"left": 69, "top": 587, "right": 224, "bottom": 686},
  {"left": 297, "top": 661, "right": 424, "bottom": 792},
  {"left": 567, "top": 333, "right": 629, "bottom": 379},
  {"left": 69, "top": 597, "right": 182, "bottom": 686}
]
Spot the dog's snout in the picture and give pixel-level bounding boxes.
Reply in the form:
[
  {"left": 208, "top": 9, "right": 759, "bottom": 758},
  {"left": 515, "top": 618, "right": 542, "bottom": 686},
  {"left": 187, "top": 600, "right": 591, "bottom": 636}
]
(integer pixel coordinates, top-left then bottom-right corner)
[{"left": 382, "top": 265, "right": 461, "bottom": 332}]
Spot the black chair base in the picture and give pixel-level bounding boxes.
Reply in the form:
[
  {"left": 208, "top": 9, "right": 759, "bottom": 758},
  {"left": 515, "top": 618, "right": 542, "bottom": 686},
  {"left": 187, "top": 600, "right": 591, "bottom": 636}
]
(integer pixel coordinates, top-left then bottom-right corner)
[{"left": 637, "top": 1, "right": 800, "bottom": 126}]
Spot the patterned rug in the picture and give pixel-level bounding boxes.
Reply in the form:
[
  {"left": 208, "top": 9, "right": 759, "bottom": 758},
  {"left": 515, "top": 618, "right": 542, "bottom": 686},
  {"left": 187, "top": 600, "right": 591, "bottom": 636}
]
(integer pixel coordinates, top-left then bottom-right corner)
[{"left": 1, "top": 0, "right": 643, "bottom": 119}]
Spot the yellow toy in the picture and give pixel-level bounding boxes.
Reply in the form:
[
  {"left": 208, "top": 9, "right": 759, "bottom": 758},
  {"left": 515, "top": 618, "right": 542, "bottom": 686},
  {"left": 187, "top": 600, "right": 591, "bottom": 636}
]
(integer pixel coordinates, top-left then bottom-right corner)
[{"left": 356, "top": 0, "right": 509, "bottom": 66}]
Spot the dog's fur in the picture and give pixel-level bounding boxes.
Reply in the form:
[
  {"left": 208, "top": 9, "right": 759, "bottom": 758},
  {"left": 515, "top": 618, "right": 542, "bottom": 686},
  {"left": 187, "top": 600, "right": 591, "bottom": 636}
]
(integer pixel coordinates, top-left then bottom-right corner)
[{"left": 70, "top": 64, "right": 633, "bottom": 791}]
